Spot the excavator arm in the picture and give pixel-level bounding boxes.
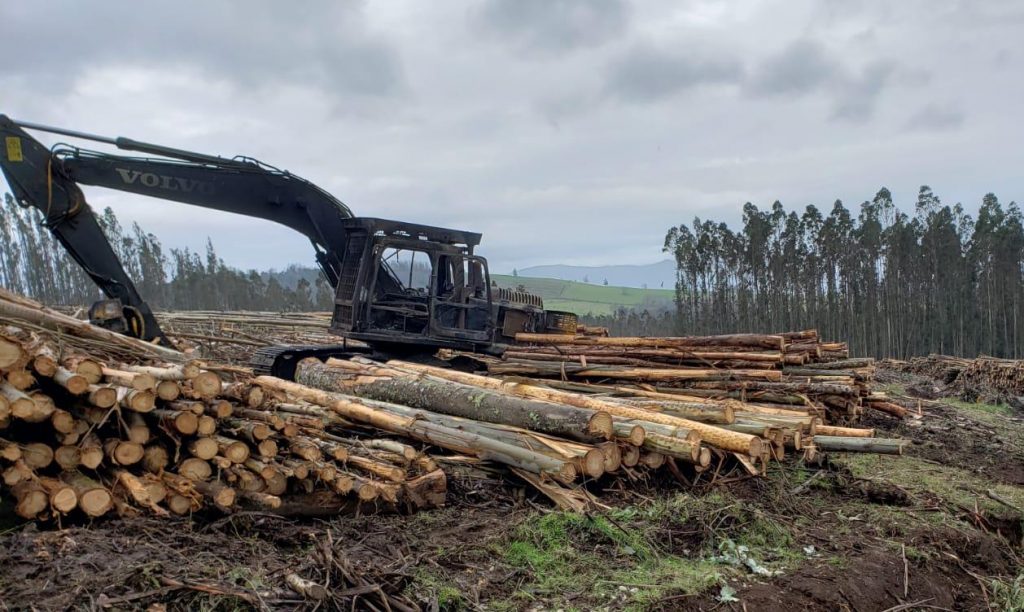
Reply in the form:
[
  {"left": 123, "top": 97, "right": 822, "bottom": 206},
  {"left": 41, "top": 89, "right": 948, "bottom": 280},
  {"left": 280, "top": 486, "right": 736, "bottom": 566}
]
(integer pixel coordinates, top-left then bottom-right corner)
[{"left": 0, "top": 115, "right": 355, "bottom": 344}]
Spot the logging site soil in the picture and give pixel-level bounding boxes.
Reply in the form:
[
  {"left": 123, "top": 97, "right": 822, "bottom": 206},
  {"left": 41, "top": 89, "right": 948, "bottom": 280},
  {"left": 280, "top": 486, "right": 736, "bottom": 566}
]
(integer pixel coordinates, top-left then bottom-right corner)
[{"left": 1, "top": 365, "right": 1022, "bottom": 611}]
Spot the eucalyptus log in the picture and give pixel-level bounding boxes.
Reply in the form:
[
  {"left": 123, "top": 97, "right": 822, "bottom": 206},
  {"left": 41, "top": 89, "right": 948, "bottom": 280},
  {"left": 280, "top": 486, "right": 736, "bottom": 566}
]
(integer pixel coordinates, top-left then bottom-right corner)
[
  {"left": 177, "top": 457, "right": 213, "bottom": 481},
  {"left": 63, "top": 356, "right": 103, "bottom": 384},
  {"left": 61, "top": 470, "right": 113, "bottom": 517},
  {"left": 114, "top": 470, "right": 167, "bottom": 515},
  {"left": 123, "top": 363, "right": 201, "bottom": 381},
  {"left": 39, "top": 476, "right": 78, "bottom": 514},
  {"left": 103, "top": 367, "right": 157, "bottom": 391},
  {"left": 0, "top": 337, "right": 26, "bottom": 370},
  {"left": 104, "top": 439, "right": 145, "bottom": 466},
  {"left": 612, "top": 421, "right": 646, "bottom": 446},
  {"left": 142, "top": 445, "right": 170, "bottom": 472},
  {"left": 256, "top": 373, "right": 578, "bottom": 481},
  {"left": 50, "top": 409, "right": 76, "bottom": 434},
  {"left": 5, "top": 369, "right": 35, "bottom": 390},
  {"left": 53, "top": 366, "right": 89, "bottom": 395},
  {"left": 214, "top": 436, "right": 251, "bottom": 464},
  {"left": 811, "top": 436, "right": 907, "bottom": 455},
  {"left": 12, "top": 480, "right": 48, "bottom": 519},
  {"left": 488, "top": 360, "right": 783, "bottom": 382},
  {"left": 188, "top": 437, "right": 220, "bottom": 460},
  {"left": 304, "top": 359, "right": 612, "bottom": 443},
  {"left": 79, "top": 434, "right": 104, "bottom": 469},
  {"left": 118, "top": 388, "right": 156, "bottom": 413},
  {"left": 0, "top": 437, "right": 21, "bottom": 461},
  {"left": 155, "top": 380, "right": 182, "bottom": 401},
  {"left": 514, "top": 332, "right": 785, "bottom": 350},
  {"left": 87, "top": 385, "right": 118, "bottom": 408},
  {"left": 153, "top": 409, "right": 199, "bottom": 435},
  {"left": 642, "top": 433, "right": 701, "bottom": 462},
  {"left": 815, "top": 425, "right": 875, "bottom": 437},
  {"left": 54, "top": 445, "right": 82, "bottom": 470},
  {"left": 20, "top": 442, "right": 54, "bottom": 469},
  {"left": 2, "top": 383, "right": 46, "bottom": 422},
  {"left": 378, "top": 360, "right": 752, "bottom": 452},
  {"left": 865, "top": 400, "right": 910, "bottom": 418},
  {"left": 197, "top": 415, "right": 217, "bottom": 436}
]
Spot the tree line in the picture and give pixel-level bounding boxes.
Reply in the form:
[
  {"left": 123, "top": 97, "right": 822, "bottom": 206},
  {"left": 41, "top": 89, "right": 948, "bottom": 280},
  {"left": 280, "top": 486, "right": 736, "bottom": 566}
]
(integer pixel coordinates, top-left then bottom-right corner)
[
  {"left": 0, "top": 194, "right": 334, "bottom": 312},
  {"left": 659, "top": 186, "right": 1024, "bottom": 359},
  {"left": 6, "top": 186, "right": 1024, "bottom": 359}
]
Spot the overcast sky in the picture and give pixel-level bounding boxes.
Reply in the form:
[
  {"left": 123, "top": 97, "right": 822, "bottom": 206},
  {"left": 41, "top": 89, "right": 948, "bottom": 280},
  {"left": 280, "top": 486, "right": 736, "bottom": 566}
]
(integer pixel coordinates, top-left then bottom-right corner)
[{"left": 2, "top": 0, "right": 1021, "bottom": 273}]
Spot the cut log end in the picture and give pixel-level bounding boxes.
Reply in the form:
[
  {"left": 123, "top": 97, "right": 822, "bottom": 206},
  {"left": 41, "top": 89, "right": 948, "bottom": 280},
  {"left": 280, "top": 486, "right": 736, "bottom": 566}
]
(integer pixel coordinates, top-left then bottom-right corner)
[{"left": 587, "top": 411, "right": 615, "bottom": 439}]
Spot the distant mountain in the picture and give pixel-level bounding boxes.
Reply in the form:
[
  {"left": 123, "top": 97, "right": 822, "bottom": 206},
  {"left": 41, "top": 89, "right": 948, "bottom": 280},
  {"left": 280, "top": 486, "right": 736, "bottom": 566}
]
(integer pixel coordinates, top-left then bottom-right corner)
[{"left": 514, "top": 260, "right": 676, "bottom": 290}]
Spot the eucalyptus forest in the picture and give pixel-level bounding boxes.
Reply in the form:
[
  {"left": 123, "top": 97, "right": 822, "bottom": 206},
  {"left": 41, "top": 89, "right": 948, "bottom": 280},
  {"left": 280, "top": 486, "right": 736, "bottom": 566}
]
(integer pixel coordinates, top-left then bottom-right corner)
[{"left": 660, "top": 187, "right": 1024, "bottom": 358}]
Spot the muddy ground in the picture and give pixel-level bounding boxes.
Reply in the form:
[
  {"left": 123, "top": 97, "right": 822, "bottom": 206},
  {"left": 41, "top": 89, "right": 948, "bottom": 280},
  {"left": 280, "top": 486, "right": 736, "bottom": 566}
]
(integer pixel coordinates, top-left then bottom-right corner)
[{"left": 1, "top": 368, "right": 1021, "bottom": 611}]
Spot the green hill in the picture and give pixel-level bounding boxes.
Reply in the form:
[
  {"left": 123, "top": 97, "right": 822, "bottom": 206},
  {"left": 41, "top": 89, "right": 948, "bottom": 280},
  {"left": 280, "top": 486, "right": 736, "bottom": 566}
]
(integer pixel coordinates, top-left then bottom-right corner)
[{"left": 491, "top": 275, "right": 675, "bottom": 316}]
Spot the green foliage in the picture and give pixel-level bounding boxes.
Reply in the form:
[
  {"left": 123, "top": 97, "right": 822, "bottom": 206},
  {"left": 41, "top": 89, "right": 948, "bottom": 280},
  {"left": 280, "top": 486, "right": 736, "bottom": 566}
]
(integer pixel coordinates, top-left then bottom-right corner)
[
  {"left": 991, "top": 573, "right": 1024, "bottom": 612},
  {"left": 663, "top": 187, "right": 1024, "bottom": 358},
  {"left": 0, "top": 196, "right": 333, "bottom": 311},
  {"left": 497, "top": 500, "right": 801, "bottom": 610},
  {"left": 409, "top": 567, "right": 466, "bottom": 611},
  {"left": 945, "top": 398, "right": 1015, "bottom": 420},
  {"left": 842, "top": 454, "right": 1024, "bottom": 515}
]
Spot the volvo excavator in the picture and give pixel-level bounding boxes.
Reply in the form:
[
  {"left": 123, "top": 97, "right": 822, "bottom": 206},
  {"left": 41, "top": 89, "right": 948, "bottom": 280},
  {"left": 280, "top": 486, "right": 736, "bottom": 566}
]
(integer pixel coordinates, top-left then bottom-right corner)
[{"left": 0, "top": 115, "right": 576, "bottom": 377}]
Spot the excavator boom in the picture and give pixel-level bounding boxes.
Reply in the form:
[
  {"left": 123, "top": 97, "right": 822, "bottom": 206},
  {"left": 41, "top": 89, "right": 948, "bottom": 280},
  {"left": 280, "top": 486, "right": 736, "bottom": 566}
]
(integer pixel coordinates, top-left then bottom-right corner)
[{"left": 0, "top": 115, "right": 353, "bottom": 343}]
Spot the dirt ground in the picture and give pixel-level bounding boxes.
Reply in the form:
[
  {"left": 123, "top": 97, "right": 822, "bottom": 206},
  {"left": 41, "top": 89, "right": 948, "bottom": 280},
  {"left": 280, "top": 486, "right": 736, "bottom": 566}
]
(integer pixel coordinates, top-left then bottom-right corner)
[{"left": 1, "top": 368, "right": 1022, "bottom": 611}]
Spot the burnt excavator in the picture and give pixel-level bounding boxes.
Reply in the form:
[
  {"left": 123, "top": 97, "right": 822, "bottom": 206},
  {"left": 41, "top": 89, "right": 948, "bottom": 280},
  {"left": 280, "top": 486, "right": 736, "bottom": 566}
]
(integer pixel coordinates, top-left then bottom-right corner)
[{"left": 0, "top": 115, "right": 576, "bottom": 377}]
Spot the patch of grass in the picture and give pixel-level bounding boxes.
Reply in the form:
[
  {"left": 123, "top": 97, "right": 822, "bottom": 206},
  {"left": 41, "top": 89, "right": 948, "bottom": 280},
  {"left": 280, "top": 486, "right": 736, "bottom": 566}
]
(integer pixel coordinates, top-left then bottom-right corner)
[
  {"left": 991, "top": 573, "right": 1024, "bottom": 612},
  {"left": 881, "top": 383, "right": 907, "bottom": 396},
  {"left": 499, "top": 508, "right": 729, "bottom": 609},
  {"left": 408, "top": 567, "right": 466, "bottom": 611},
  {"left": 607, "top": 556, "right": 723, "bottom": 610},
  {"left": 224, "top": 566, "right": 264, "bottom": 591},
  {"left": 192, "top": 597, "right": 252, "bottom": 612},
  {"left": 732, "top": 512, "right": 803, "bottom": 567},
  {"left": 842, "top": 454, "right": 1024, "bottom": 516},
  {"left": 491, "top": 274, "right": 674, "bottom": 316},
  {"left": 944, "top": 398, "right": 1018, "bottom": 428},
  {"left": 501, "top": 512, "right": 600, "bottom": 596}
]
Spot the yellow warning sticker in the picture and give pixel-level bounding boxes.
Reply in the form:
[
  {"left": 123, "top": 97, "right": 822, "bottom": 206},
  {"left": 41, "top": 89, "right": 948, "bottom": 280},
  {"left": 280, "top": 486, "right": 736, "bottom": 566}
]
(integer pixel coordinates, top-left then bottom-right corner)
[{"left": 5, "top": 136, "right": 23, "bottom": 162}]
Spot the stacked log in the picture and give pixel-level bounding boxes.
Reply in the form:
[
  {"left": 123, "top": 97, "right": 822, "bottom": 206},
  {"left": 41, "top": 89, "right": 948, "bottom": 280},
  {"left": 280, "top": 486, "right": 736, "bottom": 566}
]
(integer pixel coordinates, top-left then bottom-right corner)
[
  {"left": 0, "top": 325, "right": 446, "bottom": 521},
  {"left": 0, "top": 293, "right": 910, "bottom": 522},
  {"left": 897, "top": 353, "right": 1024, "bottom": 403},
  {"left": 276, "top": 357, "right": 899, "bottom": 480},
  {"left": 459, "top": 330, "right": 883, "bottom": 425}
]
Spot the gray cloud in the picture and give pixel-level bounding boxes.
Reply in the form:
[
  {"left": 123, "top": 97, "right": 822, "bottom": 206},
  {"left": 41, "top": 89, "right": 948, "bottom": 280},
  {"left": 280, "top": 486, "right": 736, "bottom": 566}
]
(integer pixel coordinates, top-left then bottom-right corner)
[
  {"left": 605, "top": 45, "right": 743, "bottom": 102},
  {"left": 830, "top": 60, "right": 896, "bottom": 122},
  {"left": 747, "top": 40, "right": 902, "bottom": 122},
  {"left": 747, "top": 39, "right": 840, "bottom": 96},
  {"left": 905, "top": 104, "right": 966, "bottom": 131},
  {"left": 0, "top": 1, "right": 404, "bottom": 99},
  {"left": 476, "top": 0, "right": 630, "bottom": 55}
]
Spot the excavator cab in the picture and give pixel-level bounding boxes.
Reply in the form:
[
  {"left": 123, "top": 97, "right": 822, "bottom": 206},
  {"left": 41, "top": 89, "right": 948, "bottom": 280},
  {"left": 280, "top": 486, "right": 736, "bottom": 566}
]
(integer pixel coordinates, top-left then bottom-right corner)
[
  {"left": 330, "top": 218, "right": 494, "bottom": 350},
  {"left": 329, "top": 218, "right": 573, "bottom": 354}
]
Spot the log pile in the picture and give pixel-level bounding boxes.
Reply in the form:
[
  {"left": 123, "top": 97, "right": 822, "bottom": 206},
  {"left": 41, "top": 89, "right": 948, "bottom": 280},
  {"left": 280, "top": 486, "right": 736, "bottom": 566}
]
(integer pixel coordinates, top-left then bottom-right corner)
[
  {"left": 0, "top": 325, "right": 446, "bottom": 522},
  {"left": 155, "top": 311, "right": 338, "bottom": 362},
  {"left": 897, "top": 353, "right": 1024, "bottom": 403},
  {"left": 272, "top": 355, "right": 909, "bottom": 486},
  {"left": 0, "top": 288, "right": 911, "bottom": 522},
  {"left": 444, "top": 330, "right": 908, "bottom": 423}
]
